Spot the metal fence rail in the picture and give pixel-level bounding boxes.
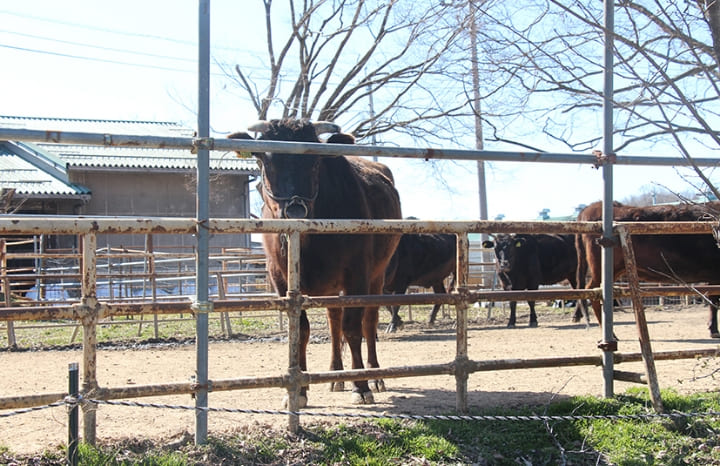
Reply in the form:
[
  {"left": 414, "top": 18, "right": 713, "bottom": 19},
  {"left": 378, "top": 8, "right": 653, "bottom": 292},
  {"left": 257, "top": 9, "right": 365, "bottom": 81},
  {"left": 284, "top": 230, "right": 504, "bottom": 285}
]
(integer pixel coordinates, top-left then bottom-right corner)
[{"left": 2, "top": 215, "right": 719, "bottom": 447}]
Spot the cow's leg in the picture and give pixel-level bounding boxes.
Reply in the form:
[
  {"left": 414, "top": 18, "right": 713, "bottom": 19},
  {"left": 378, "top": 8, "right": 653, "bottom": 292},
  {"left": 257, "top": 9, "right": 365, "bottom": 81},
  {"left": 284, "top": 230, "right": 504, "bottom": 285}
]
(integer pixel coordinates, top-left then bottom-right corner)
[
  {"left": 428, "top": 282, "right": 447, "bottom": 324},
  {"left": 326, "top": 307, "right": 345, "bottom": 392},
  {"left": 571, "top": 300, "right": 590, "bottom": 325},
  {"left": 343, "top": 306, "right": 374, "bottom": 404},
  {"left": 528, "top": 300, "right": 538, "bottom": 327},
  {"left": 297, "top": 309, "right": 310, "bottom": 406},
  {"left": 385, "top": 303, "right": 404, "bottom": 333},
  {"left": 507, "top": 301, "right": 517, "bottom": 328},
  {"left": 363, "top": 306, "right": 385, "bottom": 392},
  {"left": 709, "top": 297, "right": 720, "bottom": 338}
]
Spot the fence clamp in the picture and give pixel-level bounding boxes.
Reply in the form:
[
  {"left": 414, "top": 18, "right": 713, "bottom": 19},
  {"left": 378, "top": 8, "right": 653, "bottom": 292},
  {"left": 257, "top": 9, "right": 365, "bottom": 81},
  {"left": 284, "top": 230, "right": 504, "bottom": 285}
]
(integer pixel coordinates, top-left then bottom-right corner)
[
  {"left": 191, "top": 137, "right": 215, "bottom": 154},
  {"left": 191, "top": 301, "right": 214, "bottom": 315},
  {"left": 597, "top": 339, "right": 618, "bottom": 352},
  {"left": 592, "top": 149, "right": 617, "bottom": 169}
]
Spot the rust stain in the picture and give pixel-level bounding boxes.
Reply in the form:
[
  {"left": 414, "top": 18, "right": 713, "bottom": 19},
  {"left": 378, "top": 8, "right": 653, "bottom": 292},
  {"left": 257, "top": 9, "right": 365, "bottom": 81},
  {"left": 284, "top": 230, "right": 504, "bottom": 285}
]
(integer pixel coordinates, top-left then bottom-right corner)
[
  {"left": 424, "top": 148, "right": 437, "bottom": 161},
  {"left": 518, "top": 152, "right": 543, "bottom": 162},
  {"left": 45, "top": 131, "right": 61, "bottom": 143}
]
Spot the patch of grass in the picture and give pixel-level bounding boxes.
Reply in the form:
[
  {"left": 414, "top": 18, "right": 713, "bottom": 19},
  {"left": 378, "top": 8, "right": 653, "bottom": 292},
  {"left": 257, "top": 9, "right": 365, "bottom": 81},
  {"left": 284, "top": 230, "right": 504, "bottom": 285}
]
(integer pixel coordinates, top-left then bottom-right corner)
[
  {"left": 5, "top": 389, "right": 718, "bottom": 465},
  {"left": 309, "top": 419, "right": 459, "bottom": 464}
]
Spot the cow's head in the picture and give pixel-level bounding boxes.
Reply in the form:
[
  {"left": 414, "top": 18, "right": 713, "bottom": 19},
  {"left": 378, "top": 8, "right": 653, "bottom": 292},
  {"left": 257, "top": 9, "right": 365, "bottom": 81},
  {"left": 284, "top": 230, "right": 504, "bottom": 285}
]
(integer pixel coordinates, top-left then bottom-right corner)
[
  {"left": 228, "top": 119, "right": 354, "bottom": 219},
  {"left": 483, "top": 234, "right": 527, "bottom": 274}
]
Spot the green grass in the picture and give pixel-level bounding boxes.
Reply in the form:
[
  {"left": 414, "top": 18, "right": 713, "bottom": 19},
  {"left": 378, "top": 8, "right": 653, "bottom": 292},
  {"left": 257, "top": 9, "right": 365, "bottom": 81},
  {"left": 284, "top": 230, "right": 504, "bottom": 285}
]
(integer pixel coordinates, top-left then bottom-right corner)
[{"left": 4, "top": 388, "right": 719, "bottom": 465}]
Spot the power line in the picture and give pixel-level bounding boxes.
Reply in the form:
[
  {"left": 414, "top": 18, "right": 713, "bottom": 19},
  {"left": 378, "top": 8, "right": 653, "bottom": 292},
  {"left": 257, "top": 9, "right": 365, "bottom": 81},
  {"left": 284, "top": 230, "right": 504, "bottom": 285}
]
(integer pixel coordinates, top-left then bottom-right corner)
[
  {"left": 0, "top": 43, "right": 196, "bottom": 73},
  {"left": 0, "top": 29, "right": 195, "bottom": 64},
  {"left": 0, "top": 9, "right": 196, "bottom": 47},
  {"left": 0, "top": 9, "right": 247, "bottom": 54}
]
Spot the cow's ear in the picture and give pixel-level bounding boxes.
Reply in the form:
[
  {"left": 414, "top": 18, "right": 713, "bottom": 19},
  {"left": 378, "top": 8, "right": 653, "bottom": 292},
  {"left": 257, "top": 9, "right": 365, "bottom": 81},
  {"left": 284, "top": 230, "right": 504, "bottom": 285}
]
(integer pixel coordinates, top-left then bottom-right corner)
[
  {"left": 481, "top": 240, "right": 494, "bottom": 248},
  {"left": 325, "top": 133, "right": 355, "bottom": 145},
  {"left": 228, "top": 131, "right": 256, "bottom": 159}
]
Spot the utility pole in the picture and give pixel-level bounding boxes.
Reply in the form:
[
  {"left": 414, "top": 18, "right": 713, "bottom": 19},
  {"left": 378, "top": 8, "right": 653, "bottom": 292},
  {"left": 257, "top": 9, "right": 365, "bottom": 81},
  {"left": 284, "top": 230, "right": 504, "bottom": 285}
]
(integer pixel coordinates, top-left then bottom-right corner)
[
  {"left": 367, "top": 80, "right": 378, "bottom": 161},
  {"left": 469, "top": 0, "right": 491, "bottom": 287},
  {"left": 469, "top": 1, "right": 488, "bottom": 224}
]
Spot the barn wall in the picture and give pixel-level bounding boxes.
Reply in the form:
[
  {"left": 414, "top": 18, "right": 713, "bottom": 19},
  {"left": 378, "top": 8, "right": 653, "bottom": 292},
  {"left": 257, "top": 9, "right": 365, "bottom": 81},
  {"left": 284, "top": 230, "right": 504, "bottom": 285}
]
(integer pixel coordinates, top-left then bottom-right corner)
[{"left": 70, "top": 170, "right": 251, "bottom": 250}]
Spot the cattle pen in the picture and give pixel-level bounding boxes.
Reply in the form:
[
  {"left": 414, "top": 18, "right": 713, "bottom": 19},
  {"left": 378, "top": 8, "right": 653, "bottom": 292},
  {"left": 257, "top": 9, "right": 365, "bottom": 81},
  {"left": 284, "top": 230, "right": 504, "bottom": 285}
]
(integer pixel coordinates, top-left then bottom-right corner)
[
  {"left": 2, "top": 186, "right": 720, "bottom": 453},
  {"left": 3, "top": 0, "right": 720, "bottom": 458}
]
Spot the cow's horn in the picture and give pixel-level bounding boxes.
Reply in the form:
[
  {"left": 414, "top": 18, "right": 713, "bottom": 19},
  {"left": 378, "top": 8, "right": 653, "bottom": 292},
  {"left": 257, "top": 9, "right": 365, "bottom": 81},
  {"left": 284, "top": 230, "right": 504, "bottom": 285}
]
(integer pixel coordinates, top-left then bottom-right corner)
[
  {"left": 248, "top": 121, "right": 271, "bottom": 133},
  {"left": 312, "top": 121, "right": 341, "bottom": 135}
]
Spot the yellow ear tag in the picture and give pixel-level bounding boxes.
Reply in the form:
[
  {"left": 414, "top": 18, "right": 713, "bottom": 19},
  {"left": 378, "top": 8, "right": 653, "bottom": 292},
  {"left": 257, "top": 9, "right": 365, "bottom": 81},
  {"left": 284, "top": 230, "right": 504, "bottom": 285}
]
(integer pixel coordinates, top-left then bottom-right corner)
[
  {"left": 515, "top": 241, "right": 522, "bottom": 248},
  {"left": 236, "top": 151, "right": 253, "bottom": 159}
]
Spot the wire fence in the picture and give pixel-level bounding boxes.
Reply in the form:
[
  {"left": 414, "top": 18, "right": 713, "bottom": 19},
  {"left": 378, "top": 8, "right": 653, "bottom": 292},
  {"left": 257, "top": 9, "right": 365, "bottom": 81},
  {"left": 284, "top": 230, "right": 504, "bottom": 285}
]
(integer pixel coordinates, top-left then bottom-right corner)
[{"left": 3, "top": 393, "right": 720, "bottom": 424}]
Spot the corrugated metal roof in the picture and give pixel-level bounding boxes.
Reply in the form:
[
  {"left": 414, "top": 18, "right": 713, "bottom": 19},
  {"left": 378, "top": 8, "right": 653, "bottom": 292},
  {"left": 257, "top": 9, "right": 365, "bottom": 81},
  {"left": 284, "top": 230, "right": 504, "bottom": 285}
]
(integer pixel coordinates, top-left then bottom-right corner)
[
  {"left": 0, "top": 116, "right": 258, "bottom": 173},
  {"left": 0, "top": 145, "right": 90, "bottom": 197},
  {"left": 0, "top": 115, "right": 195, "bottom": 137},
  {"left": 36, "top": 143, "right": 256, "bottom": 172}
]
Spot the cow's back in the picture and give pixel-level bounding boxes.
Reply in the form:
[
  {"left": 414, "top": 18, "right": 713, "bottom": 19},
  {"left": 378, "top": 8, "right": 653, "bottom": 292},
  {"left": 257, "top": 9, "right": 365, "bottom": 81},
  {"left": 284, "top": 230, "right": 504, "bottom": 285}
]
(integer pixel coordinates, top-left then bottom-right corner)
[
  {"left": 385, "top": 234, "right": 455, "bottom": 292},
  {"left": 578, "top": 200, "right": 720, "bottom": 284},
  {"left": 536, "top": 234, "right": 577, "bottom": 287}
]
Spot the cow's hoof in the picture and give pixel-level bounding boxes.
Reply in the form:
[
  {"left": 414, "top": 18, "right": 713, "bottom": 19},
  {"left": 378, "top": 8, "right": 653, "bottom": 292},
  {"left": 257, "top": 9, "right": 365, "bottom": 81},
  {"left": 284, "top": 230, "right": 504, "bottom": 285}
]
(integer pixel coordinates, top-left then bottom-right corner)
[
  {"left": 369, "top": 379, "right": 386, "bottom": 393},
  {"left": 330, "top": 381, "right": 345, "bottom": 392},
  {"left": 385, "top": 323, "right": 398, "bottom": 333},
  {"left": 711, "top": 332, "right": 720, "bottom": 339},
  {"left": 351, "top": 390, "right": 375, "bottom": 404},
  {"left": 507, "top": 323, "right": 516, "bottom": 328},
  {"left": 529, "top": 322, "right": 539, "bottom": 328},
  {"left": 282, "top": 394, "right": 308, "bottom": 409}
]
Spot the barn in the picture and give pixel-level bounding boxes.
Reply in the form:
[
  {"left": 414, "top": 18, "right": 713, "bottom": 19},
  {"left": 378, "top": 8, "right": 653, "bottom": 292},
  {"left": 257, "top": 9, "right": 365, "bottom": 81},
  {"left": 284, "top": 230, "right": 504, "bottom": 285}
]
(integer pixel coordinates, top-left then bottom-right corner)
[{"left": 0, "top": 115, "right": 260, "bottom": 252}]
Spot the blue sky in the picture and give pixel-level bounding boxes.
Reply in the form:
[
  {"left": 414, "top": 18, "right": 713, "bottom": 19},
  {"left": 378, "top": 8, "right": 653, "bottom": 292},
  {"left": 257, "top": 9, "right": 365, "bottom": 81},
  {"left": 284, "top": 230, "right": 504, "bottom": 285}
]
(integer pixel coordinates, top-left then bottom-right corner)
[{"left": 0, "top": 1, "right": 707, "bottom": 221}]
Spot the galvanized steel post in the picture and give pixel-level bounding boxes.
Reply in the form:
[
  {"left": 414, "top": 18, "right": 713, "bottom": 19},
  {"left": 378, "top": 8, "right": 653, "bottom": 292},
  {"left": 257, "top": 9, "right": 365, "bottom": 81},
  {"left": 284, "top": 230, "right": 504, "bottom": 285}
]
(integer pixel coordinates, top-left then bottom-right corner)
[
  {"left": 67, "top": 362, "right": 79, "bottom": 466},
  {"left": 194, "top": 0, "right": 211, "bottom": 446},
  {"left": 600, "top": 0, "right": 616, "bottom": 399}
]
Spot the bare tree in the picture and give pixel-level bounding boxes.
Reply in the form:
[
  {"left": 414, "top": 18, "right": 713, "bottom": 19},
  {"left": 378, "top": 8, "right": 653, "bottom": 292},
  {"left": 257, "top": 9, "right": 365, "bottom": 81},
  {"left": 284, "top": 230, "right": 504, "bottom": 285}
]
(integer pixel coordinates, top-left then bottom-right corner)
[
  {"left": 468, "top": 0, "right": 720, "bottom": 197},
  {"left": 225, "top": 0, "right": 473, "bottom": 144}
]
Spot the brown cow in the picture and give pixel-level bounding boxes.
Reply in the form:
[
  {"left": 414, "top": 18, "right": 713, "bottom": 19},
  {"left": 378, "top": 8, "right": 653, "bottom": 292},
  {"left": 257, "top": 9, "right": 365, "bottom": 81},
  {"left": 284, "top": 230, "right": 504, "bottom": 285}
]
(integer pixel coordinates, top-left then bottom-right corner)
[
  {"left": 228, "top": 119, "right": 402, "bottom": 406},
  {"left": 576, "top": 200, "right": 720, "bottom": 338}
]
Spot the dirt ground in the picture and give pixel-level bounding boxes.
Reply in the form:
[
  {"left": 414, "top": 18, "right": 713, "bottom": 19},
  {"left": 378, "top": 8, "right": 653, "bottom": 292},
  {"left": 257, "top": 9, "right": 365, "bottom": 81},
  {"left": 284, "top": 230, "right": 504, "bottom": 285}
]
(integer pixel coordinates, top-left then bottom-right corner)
[{"left": 1, "top": 304, "right": 719, "bottom": 456}]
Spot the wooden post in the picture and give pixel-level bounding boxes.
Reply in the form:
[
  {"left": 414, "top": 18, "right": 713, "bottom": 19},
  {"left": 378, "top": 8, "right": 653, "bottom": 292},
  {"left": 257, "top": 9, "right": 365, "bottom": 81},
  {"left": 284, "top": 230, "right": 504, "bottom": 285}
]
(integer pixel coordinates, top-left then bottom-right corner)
[
  {"left": 454, "top": 233, "right": 470, "bottom": 413},
  {"left": 1, "top": 239, "right": 17, "bottom": 347},
  {"left": 616, "top": 226, "right": 664, "bottom": 413},
  {"left": 216, "top": 271, "right": 232, "bottom": 337},
  {"left": 81, "top": 232, "right": 99, "bottom": 445},
  {"left": 285, "top": 232, "right": 302, "bottom": 432}
]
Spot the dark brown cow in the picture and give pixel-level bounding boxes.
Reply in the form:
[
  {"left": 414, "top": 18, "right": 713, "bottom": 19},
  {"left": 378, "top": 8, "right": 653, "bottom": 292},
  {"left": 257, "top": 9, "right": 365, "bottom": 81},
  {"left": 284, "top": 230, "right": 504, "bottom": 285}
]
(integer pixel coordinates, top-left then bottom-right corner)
[
  {"left": 383, "top": 233, "right": 456, "bottom": 332},
  {"left": 483, "top": 234, "right": 579, "bottom": 327},
  {"left": 228, "top": 119, "right": 402, "bottom": 406},
  {"left": 576, "top": 200, "right": 720, "bottom": 338}
]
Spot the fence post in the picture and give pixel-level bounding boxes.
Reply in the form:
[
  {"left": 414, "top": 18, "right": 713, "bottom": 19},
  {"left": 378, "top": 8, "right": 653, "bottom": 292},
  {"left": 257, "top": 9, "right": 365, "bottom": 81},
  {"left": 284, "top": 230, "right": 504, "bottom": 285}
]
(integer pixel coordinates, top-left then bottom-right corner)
[
  {"left": 616, "top": 226, "right": 664, "bottom": 413},
  {"left": 68, "top": 362, "right": 79, "bottom": 466},
  {"left": 80, "top": 232, "right": 99, "bottom": 445},
  {"left": 454, "top": 233, "right": 470, "bottom": 413},
  {"left": 1, "top": 239, "right": 17, "bottom": 348},
  {"left": 285, "top": 231, "right": 302, "bottom": 433}
]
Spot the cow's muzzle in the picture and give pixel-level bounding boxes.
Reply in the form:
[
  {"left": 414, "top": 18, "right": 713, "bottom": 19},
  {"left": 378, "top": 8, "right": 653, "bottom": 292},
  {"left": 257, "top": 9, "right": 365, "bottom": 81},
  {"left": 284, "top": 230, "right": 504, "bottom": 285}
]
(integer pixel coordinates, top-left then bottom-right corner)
[{"left": 498, "top": 260, "right": 512, "bottom": 273}]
